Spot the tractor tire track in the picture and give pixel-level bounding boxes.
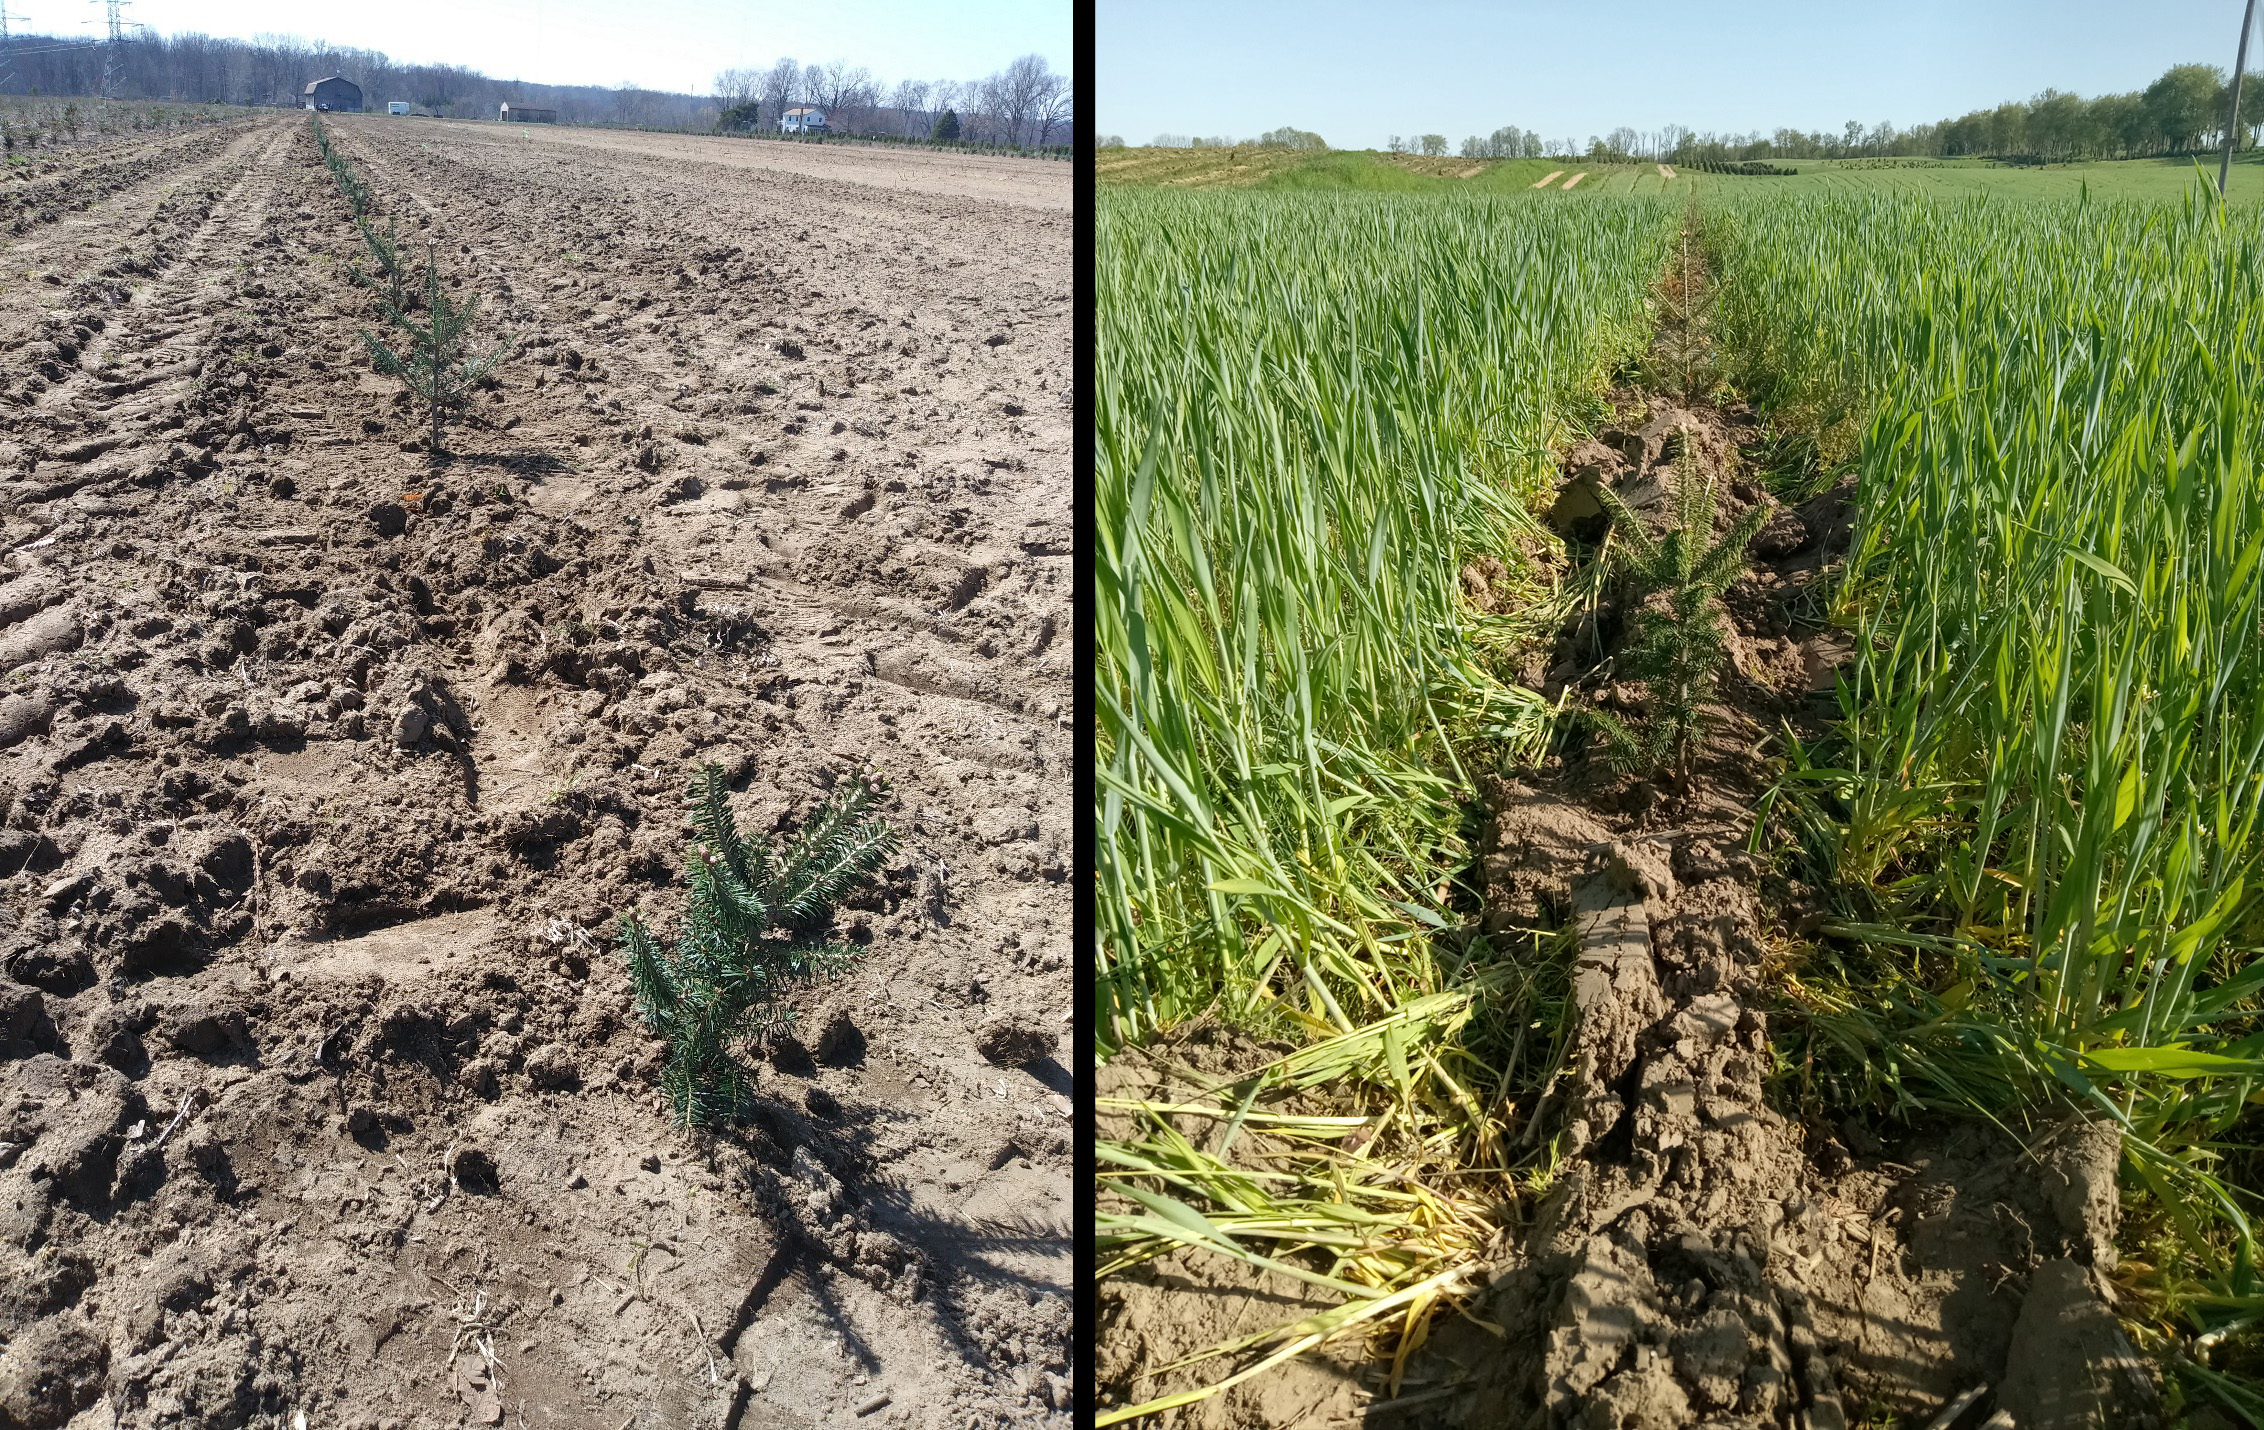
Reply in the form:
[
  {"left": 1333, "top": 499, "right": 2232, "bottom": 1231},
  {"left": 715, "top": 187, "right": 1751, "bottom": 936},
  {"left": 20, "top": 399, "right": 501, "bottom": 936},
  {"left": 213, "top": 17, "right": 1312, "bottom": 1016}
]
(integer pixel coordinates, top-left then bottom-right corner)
[
  {"left": 0, "top": 118, "right": 259, "bottom": 241},
  {"left": 2, "top": 120, "right": 295, "bottom": 504},
  {"left": 0, "top": 121, "right": 270, "bottom": 345}
]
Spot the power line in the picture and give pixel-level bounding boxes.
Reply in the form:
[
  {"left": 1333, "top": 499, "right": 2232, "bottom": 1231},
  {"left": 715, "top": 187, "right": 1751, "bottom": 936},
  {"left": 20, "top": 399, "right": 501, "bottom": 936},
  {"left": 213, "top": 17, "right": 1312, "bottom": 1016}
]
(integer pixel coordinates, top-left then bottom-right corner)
[{"left": 0, "top": 21, "right": 104, "bottom": 94}]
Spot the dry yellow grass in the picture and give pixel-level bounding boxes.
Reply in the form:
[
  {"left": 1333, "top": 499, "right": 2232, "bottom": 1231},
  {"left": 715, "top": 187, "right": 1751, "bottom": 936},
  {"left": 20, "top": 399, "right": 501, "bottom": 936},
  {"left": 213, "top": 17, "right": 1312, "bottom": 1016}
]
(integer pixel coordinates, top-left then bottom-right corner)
[{"left": 1092, "top": 145, "right": 1310, "bottom": 188}]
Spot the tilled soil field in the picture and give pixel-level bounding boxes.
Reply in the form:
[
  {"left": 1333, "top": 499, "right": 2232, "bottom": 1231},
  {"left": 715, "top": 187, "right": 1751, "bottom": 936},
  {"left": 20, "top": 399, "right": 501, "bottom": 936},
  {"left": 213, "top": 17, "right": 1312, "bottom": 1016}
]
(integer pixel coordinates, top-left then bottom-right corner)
[{"left": 0, "top": 114, "right": 1071, "bottom": 1430}]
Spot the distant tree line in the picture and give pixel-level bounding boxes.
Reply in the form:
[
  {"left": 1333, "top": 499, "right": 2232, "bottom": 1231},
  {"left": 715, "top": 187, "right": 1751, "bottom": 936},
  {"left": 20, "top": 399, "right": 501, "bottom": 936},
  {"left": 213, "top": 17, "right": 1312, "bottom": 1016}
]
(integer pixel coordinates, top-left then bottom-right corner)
[
  {"left": 711, "top": 52, "right": 1070, "bottom": 147},
  {"left": 0, "top": 30, "right": 691, "bottom": 121},
  {"left": 1459, "top": 62, "right": 2264, "bottom": 166},
  {"left": 1137, "top": 125, "right": 1327, "bottom": 151},
  {"left": 1462, "top": 125, "right": 1557, "bottom": 159},
  {"left": 0, "top": 28, "right": 1072, "bottom": 147},
  {"left": 1131, "top": 61, "right": 2264, "bottom": 166}
]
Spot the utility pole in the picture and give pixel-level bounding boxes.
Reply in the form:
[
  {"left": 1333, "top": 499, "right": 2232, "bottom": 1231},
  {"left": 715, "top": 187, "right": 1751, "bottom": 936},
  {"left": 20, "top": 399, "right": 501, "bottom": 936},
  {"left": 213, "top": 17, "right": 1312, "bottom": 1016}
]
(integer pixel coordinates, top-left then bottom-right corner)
[{"left": 2224, "top": 0, "right": 2258, "bottom": 195}]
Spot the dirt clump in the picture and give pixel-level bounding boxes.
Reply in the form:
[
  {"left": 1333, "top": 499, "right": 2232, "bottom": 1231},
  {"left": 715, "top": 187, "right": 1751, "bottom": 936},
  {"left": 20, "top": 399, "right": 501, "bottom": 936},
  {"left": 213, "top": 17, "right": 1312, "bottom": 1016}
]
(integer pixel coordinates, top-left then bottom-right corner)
[{"left": 976, "top": 1012, "right": 1057, "bottom": 1068}]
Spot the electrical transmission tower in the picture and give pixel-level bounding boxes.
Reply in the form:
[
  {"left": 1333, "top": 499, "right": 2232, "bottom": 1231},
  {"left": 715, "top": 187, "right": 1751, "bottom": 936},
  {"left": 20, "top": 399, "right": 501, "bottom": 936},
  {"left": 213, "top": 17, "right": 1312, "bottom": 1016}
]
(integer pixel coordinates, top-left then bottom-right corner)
[
  {"left": 0, "top": 5, "right": 17, "bottom": 95},
  {"left": 95, "top": 0, "right": 129, "bottom": 99}
]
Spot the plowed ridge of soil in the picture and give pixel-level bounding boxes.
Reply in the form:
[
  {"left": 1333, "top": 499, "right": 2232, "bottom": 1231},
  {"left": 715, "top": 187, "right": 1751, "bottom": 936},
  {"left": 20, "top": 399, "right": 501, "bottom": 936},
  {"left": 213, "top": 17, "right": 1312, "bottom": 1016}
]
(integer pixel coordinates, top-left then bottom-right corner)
[{"left": 0, "top": 113, "right": 1071, "bottom": 1430}]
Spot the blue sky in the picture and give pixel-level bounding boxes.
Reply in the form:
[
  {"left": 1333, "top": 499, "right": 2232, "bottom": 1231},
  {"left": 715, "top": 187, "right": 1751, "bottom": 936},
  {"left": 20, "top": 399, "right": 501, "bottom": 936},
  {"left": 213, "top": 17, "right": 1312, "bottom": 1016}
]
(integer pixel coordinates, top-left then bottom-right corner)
[
  {"left": 1099, "top": 0, "right": 2256, "bottom": 148},
  {"left": 11, "top": 0, "right": 1069, "bottom": 95}
]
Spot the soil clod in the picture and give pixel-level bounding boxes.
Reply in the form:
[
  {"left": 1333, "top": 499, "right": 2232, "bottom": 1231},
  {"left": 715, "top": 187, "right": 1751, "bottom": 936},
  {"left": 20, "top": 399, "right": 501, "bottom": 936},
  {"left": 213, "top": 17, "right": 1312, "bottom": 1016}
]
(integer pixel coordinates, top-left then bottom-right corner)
[{"left": 975, "top": 1012, "right": 1055, "bottom": 1067}]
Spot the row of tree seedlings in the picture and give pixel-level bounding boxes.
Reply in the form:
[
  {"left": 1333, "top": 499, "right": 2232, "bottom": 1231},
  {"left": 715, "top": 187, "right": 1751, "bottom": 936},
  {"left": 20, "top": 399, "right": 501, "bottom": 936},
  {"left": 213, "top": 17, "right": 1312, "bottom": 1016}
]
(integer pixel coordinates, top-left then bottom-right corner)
[
  {"left": 312, "top": 119, "right": 900, "bottom": 1131},
  {"left": 311, "top": 116, "right": 510, "bottom": 457}
]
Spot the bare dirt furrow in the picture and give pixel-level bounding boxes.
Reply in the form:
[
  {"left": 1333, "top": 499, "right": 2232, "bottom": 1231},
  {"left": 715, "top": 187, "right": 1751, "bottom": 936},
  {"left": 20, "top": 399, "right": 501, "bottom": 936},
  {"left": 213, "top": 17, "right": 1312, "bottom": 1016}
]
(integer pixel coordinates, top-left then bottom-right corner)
[
  {"left": 0, "top": 111, "right": 1069, "bottom": 1430},
  {"left": 0, "top": 123, "right": 269, "bottom": 343},
  {"left": 0, "top": 119, "right": 259, "bottom": 242}
]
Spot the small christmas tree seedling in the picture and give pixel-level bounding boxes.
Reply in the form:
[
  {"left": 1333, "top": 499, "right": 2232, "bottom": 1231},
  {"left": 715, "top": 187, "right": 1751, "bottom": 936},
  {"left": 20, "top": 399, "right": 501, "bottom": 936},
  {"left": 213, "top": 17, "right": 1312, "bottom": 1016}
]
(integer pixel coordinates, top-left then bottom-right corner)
[
  {"left": 361, "top": 239, "right": 513, "bottom": 456},
  {"left": 1588, "top": 445, "right": 1770, "bottom": 780},
  {"left": 350, "top": 211, "right": 410, "bottom": 314},
  {"left": 620, "top": 763, "right": 899, "bottom": 1128}
]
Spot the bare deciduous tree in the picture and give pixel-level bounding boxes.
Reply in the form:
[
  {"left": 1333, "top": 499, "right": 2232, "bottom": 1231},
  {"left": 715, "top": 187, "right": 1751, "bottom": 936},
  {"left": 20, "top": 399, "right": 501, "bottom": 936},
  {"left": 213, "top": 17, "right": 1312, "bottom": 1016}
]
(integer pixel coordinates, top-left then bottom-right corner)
[
  {"left": 1035, "top": 74, "right": 1073, "bottom": 146},
  {"left": 984, "top": 53, "right": 1064, "bottom": 146},
  {"left": 760, "top": 56, "right": 799, "bottom": 124},
  {"left": 714, "top": 67, "right": 761, "bottom": 104},
  {"left": 811, "top": 59, "right": 869, "bottom": 117},
  {"left": 890, "top": 78, "right": 931, "bottom": 137}
]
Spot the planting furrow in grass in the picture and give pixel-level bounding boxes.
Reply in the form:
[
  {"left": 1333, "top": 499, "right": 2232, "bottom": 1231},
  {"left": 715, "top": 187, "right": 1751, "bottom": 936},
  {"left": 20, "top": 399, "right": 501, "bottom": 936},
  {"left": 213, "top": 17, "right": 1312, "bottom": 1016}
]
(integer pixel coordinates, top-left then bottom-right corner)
[
  {"left": 1373, "top": 219, "right": 2148, "bottom": 1430},
  {"left": 1094, "top": 178, "right": 2264, "bottom": 1428}
]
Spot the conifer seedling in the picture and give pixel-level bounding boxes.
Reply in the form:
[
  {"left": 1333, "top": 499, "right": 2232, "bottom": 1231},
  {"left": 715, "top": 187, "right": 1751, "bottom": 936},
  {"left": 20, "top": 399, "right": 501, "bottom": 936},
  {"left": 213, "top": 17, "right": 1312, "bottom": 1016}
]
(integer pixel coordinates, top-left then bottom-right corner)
[
  {"left": 361, "top": 239, "right": 513, "bottom": 456},
  {"left": 620, "top": 763, "right": 899, "bottom": 1128},
  {"left": 1588, "top": 446, "right": 1769, "bottom": 780},
  {"left": 350, "top": 211, "right": 410, "bottom": 314}
]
